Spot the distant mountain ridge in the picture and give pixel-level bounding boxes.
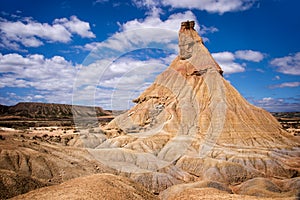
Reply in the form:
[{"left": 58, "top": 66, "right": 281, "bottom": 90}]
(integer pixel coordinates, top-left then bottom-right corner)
[{"left": 0, "top": 102, "right": 111, "bottom": 120}]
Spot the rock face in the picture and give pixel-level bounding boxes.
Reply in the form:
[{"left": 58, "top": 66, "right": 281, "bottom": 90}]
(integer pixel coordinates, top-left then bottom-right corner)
[{"left": 98, "top": 20, "right": 300, "bottom": 197}]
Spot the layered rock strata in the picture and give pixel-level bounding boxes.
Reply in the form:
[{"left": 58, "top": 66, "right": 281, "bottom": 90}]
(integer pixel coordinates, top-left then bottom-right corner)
[{"left": 95, "top": 20, "right": 300, "bottom": 196}]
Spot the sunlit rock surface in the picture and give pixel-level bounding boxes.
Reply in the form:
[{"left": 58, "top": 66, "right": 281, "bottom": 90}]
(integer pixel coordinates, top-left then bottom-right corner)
[{"left": 95, "top": 20, "right": 300, "bottom": 197}]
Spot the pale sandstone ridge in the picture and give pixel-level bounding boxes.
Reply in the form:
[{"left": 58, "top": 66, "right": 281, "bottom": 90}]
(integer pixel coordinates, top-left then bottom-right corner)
[{"left": 98, "top": 20, "right": 300, "bottom": 198}]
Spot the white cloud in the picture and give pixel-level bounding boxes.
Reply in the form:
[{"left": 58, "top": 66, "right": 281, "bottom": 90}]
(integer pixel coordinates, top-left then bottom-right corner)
[
  {"left": 0, "top": 53, "right": 77, "bottom": 94},
  {"left": 235, "top": 50, "right": 264, "bottom": 62},
  {"left": 132, "top": 0, "right": 162, "bottom": 17},
  {"left": 131, "top": 0, "right": 257, "bottom": 15},
  {"left": 54, "top": 16, "right": 95, "bottom": 38},
  {"left": 93, "top": 0, "right": 109, "bottom": 4},
  {"left": 83, "top": 11, "right": 197, "bottom": 52},
  {"left": 102, "top": 57, "right": 167, "bottom": 85},
  {"left": 212, "top": 51, "right": 245, "bottom": 74},
  {"left": 211, "top": 50, "right": 264, "bottom": 74},
  {"left": 0, "top": 51, "right": 172, "bottom": 109},
  {"left": 121, "top": 11, "right": 198, "bottom": 32},
  {"left": 83, "top": 11, "right": 217, "bottom": 54},
  {"left": 251, "top": 97, "right": 300, "bottom": 112},
  {"left": 270, "top": 82, "right": 300, "bottom": 89},
  {"left": 161, "top": 0, "right": 256, "bottom": 14},
  {"left": 0, "top": 15, "right": 95, "bottom": 50},
  {"left": 270, "top": 52, "right": 300, "bottom": 75},
  {"left": 74, "top": 56, "right": 172, "bottom": 110}
]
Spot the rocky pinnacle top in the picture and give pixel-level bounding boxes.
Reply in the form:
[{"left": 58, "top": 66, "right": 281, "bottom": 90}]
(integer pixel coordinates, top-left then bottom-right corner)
[
  {"left": 180, "top": 20, "right": 195, "bottom": 31},
  {"left": 178, "top": 20, "right": 223, "bottom": 75}
]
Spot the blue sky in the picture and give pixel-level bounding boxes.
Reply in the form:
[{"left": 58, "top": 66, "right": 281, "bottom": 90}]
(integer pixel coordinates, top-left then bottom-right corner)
[{"left": 0, "top": 0, "right": 299, "bottom": 112}]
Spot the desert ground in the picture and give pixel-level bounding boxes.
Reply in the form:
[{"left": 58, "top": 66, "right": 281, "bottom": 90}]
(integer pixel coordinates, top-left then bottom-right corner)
[{"left": 0, "top": 111, "right": 299, "bottom": 200}]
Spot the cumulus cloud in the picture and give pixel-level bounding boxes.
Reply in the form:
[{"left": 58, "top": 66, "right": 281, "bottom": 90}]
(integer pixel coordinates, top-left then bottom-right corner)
[
  {"left": 132, "top": 0, "right": 163, "bottom": 16},
  {"left": 212, "top": 50, "right": 264, "bottom": 74},
  {"left": 235, "top": 50, "right": 264, "bottom": 62},
  {"left": 270, "top": 52, "right": 300, "bottom": 75},
  {"left": 83, "top": 11, "right": 195, "bottom": 52},
  {"left": 74, "top": 54, "right": 173, "bottom": 110},
  {"left": 269, "top": 81, "right": 300, "bottom": 89},
  {"left": 83, "top": 11, "right": 217, "bottom": 54},
  {"left": 0, "top": 15, "right": 95, "bottom": 50},
  {"left": 121, "top": 11, "right": 198, "bottom": 32},
  {"left": 212, "top": 51, "right": 245, "bottom": 74},
  {"left": 0, "top": 53, "right": 77, "bottom": 104},
  {"left": 53, "top": 16, "right": 95, "bottom": 38},
  {"left": 121, "top": 10, "right": 218, "bottom": 37},
  {"left": 251, "top": 97, "right": 300, "bottom": 112},
  {"left": 132, "top": 0, "right": 257, "bottom": 15},
  {"left": 0, "top": 51, "right": 172, "bottom": 109}
]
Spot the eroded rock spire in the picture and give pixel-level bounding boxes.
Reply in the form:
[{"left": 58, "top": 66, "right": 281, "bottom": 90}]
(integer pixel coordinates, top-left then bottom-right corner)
[
  {"left": 179, "top": 20, "right": 223, "bottom": 75},
  {"left": 98, "top": 20, "right": 300, "bottom": 196}
]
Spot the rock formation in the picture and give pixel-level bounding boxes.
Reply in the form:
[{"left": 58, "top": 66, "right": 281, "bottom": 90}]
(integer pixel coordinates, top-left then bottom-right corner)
[
  {"left": 2, "top": 21, "right": 300, "bottom": 199},
  {"left": 96, "top": 20, "right": 300, "bottom": 197}
]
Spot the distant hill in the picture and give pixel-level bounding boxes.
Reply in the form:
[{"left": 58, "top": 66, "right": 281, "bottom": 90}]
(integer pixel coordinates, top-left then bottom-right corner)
[{"left": 0, "top": 102, "right": 111, "bottom": 120}]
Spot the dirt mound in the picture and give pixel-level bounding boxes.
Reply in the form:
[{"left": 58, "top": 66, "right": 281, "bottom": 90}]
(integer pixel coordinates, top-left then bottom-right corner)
[
  {"left": 0, "top": 135, "right": 116, "bottom": 198},
  {"left": 0, "top": 169, "right": 47, "bottom": 199},
  {"left": 160, "top": 187, "right": 295, "bottom": 200},
  {"left": 159, "top": 180, "right": 232, "bottom": 200},
  {"left": 10, "top": 173, "right": 159, "bottom": 200},
  {"left": 233, "top": 177, "right": 299, "bottom": 198},
  {"left": 160, "top": 179, "right": 298, "bottom": 200}
]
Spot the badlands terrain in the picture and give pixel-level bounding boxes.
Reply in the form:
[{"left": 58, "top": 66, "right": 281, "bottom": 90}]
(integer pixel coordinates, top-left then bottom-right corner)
[{"left": 1, "top": 21, "right": 300, "bottom": 199}]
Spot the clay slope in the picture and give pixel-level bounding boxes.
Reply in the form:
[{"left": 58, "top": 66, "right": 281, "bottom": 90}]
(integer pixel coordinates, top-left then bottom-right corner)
[
  {"left": 91, "top": 21, "right": 300, "bottom": 197},
  {"left": 0, "top": 135, "right": 116, "bottom": 199},
  {"left": 12, "top": 173, "right": 297, "bottom": 200},
  {"left": 11, "top": 173, "right": 158, "bottom": 200}
]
